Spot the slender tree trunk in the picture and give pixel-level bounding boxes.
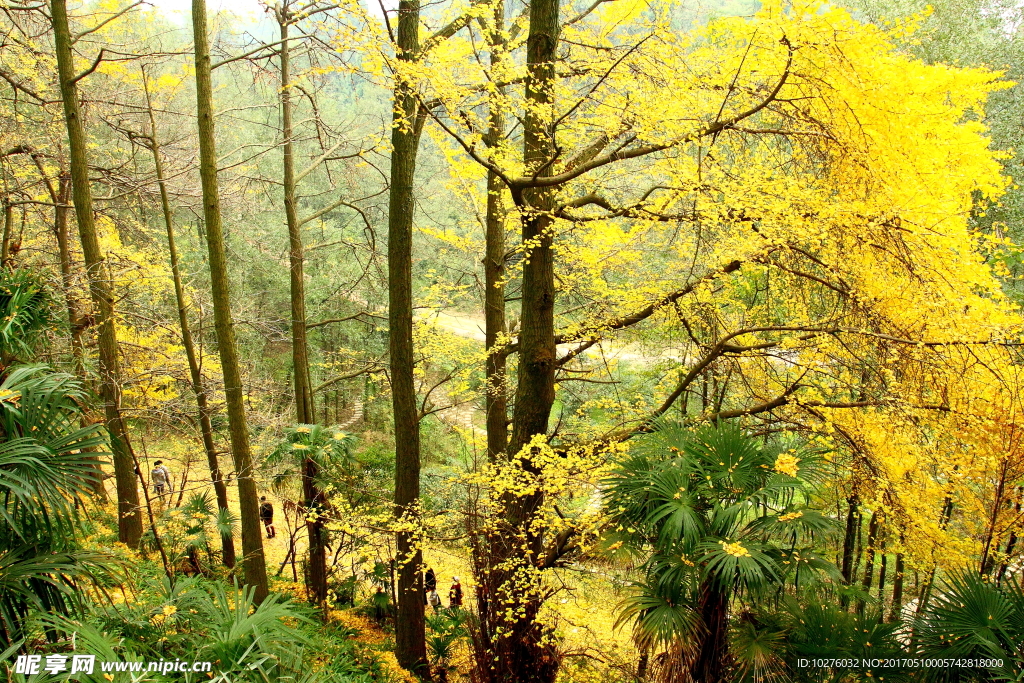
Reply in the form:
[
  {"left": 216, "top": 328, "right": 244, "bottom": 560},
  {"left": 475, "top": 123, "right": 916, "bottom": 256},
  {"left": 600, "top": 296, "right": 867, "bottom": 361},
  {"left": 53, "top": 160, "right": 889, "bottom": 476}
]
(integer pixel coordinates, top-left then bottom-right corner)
[
  {"left": 859, "top": 510, "right": 879, "bottom": 613},
  {"left": 389, "top": 0, "right": 427, "bottom": 672},
  {"left": 483, "top": 4, "right": 508, "bottom": 463},
  {"left": 142, "top": 71, "right": 235, "bottom": 568},
  {"left": 50, "top": 0, "right": 143, "bottom": 547},
  {"left": 997, "top": 488, "right": 1021, "bottom": 582},
  {"left": 52, "top": 170, "right": 88, "bottom": 373},
  {"left": 998, "top": 533, "right": 1017, "bottom": 583},
  {"left": 473, "top": 11, "right": 510, "bottom": 671},
  {"left": 915, "top": 496, "right": 954, "bottom": 616},
  {"left": 980, "top": 461, "right": 1009, "bottom": 576},
  {"left": 482, "top": 0, "right": 563, "bottom": 680},
  {"left": 191, "top": 0, "right": 268, "bottom": 602},
  {"left": 48, "top": 163, "right": 106, "bottom": 500},
  {"left": 877, "top": 539, "right": 888, "bottom": 599},
  {"left": 1, "top": 201, "right": 11, "bottom": 269},
  {"left": 840, "top": 495, "right": 859, "bottom": 606},
  {"left": 889, "top": 547, "right": 904, "bottom": 622},
  {"left": 276, "top": 4, "right": 327, "bottom": 608}
]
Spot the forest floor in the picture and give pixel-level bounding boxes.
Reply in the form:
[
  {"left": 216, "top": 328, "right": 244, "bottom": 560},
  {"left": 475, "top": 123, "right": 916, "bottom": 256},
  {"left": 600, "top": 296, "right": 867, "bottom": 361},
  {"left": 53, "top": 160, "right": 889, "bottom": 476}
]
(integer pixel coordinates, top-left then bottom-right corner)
[{"left": 100, "top": 459, "right": 637, "bottom": 681}]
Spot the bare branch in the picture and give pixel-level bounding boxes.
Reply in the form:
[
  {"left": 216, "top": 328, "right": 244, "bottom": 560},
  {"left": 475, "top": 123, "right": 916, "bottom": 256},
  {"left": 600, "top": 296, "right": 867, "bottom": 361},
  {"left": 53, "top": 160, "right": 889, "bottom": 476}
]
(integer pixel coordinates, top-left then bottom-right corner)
[{"left": 72, "top": 1, "right": 144, "bottom": 43}]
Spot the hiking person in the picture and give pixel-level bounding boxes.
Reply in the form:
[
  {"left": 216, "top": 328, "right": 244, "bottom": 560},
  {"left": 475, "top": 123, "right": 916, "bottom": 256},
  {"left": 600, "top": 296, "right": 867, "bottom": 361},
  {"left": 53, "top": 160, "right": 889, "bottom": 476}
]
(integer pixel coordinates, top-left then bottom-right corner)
[
  {"left": 259, "top": 496, "right": 275, "bottom": 538},
  {"left": 424, "top": 567, "right": 437, "bottom": 604},
  {"left": 427, "top": 588, "right": 441, "bottom": 612},
  {"left": 151, "top": 461, "right": 171, "bottom": 498},
  {"left": 449, "top": 576, "right": 463, "bottom": 608}
]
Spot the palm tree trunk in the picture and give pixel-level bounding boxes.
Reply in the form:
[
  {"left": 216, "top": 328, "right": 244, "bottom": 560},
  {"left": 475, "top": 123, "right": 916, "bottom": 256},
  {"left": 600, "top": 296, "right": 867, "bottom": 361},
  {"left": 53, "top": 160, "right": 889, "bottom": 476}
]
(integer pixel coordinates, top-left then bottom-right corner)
[
  {"left": 692, "top": 577, "right": 729, "bottom": 682},
  {"left": 191, "top": 0, "right": 268, "bottom": 602},
  {"left": 51, "top": 0, "right": 142, "bottom": 547},
  {"left": 142, "top": 70, "right": 235, "bottom": 568},
  {"left": 389, "top": 0, "right": 428, "bottom": 672}
]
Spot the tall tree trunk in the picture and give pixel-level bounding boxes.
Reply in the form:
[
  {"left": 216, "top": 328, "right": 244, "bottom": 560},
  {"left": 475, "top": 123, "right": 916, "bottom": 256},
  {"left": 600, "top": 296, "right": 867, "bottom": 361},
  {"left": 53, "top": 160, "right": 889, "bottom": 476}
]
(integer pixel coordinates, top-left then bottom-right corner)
[
  {"left": 483, "top": 4, "right": 508, "bottom": 463},
  {"left": 42, "top": 159, "right": 105, "bottom": 501},
  {"left": 276, "top": 4, "right": 327, "bottom": 608},
  {"left": 859, "top": 510, "right": 879, "bottom": 613},
  {"left": 980, "top": 461, "right": 1009, "bottom": 576},
  {"left": 52, "top": 170, "right": 87, "bottom": 373},
  {"left": 191, "top": 0, "right": 268, "bottom": 602},
  {"left": 389, "top": 0, "right": 428, "bottom": 672},
  {"left": 50, "top": 0, "right": 142, "bottom": 546},
  {"left": 142, "top": 71, "right": 235, "bottom": 568},
  {"left": 877, "top": 537, "right": 888, "bottom": 599},
  {"left": 482, "top": 0, "right": 563, "bottom": 680},
  {"left": 889, "top": 549, "right": 904, "bottom": 622},
  {"left": 1, "top": 201, "right": 12, "bottom": 269},
  {"left": 472, "top": 8, "right": 509, "bottom": 664},
  {"left": 840, "top": 494, "right": 859, "bottom": 605},
  {"left": 997, "top": 487, "right": 1021, "bottom": 583}
]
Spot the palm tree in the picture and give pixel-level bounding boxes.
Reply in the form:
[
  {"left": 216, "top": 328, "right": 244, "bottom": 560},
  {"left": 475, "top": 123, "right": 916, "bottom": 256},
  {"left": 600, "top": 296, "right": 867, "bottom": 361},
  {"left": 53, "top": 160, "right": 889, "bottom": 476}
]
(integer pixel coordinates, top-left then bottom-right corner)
[
  {"left": 914, "top": 570, "right": 1024, "bottom": 681},
  {"left": 268, "top": 423, "right": 358, "bottom": 606},
  {"left": 0, "top": 366, "right": 115, "bottom": 648},
  {"left": 605, "top": 422, "right": 837, "bottom": 682},
  {"left": 0, "top": 271, "right": 118, "bottom": 648},
  {"left": 730, "top": 594, "right": 912, "bottom": 682},
  {"left": 0, "top": 270, "right": 51, "bottom": 369}
]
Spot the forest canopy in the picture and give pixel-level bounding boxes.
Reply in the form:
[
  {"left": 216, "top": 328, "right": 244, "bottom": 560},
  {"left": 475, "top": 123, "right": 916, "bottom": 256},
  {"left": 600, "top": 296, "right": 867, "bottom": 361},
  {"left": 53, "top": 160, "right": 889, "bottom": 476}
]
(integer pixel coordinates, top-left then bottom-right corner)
[{"left": 4, "top": 0, "right": 1024, "bottom": 681}]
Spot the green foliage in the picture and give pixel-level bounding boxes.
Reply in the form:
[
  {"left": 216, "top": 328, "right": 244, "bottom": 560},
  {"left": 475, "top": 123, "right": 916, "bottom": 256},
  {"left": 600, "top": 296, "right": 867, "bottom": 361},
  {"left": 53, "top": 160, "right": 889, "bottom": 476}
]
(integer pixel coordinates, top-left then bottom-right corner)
[
  {"left": 0, "top": 270, "right": 52, "bottom": 363},
  {"left": 605, "top": 422, "right": 839, "bottom": 652},
  {"left": 142, "top": 493, "right": 238, "bottom": 572},
  {"left": 39, "top": 576, "right": 327, "bottom": 682},
  {"left": 732, "top": 596, "right": 913, "bottom": 682},
  {"left": 914, "top": 570, "right": 1024, "bottom": 681},
  {"left": 0, "top": 366, "right": 115, "bottom": 649},
  {"left": 268, "top": 423, "right": 359, "bottom": 487}
]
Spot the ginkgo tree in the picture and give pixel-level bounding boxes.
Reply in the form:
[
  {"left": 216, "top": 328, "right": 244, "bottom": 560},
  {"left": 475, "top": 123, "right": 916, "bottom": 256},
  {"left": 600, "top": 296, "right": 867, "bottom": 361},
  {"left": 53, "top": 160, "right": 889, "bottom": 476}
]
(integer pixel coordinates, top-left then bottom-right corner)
[{"left": 411, "top": 0, "right": 1024, "bottom": 679}]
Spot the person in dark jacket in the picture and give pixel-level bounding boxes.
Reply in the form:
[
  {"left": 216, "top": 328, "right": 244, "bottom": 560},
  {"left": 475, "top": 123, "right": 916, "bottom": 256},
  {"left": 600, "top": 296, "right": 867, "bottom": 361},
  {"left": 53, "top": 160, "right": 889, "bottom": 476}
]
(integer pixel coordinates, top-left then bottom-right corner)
[
  {"left": 259, "top": 496, "right": 275, "bottom": 538},
  {"left": 424, "top": 567, "right": 437, "bottom": 604}
]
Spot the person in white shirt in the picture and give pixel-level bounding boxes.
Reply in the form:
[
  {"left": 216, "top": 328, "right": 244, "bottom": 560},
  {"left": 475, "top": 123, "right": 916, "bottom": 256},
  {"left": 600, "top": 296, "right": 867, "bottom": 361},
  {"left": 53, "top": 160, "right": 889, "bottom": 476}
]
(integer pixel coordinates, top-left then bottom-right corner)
[{"left": 151, "top": 460, "right": 171, "bottom": 498}]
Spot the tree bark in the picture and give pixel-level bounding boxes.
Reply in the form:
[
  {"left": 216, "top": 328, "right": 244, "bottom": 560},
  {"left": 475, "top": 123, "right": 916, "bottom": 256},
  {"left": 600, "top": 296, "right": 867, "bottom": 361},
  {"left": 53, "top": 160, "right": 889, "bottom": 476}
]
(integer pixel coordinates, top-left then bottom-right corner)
[
  {"left": 56, "top": 167, "right": 107, "bottom": 501},
  {"left": 692, "top": 577, "right": 729, "bottom": 683},
  {"left": 1, "top": 201, "right": 12, "bottom": 269},
  {"left": 275, "top": 3, "right": 327, "bottom": 608},
  {"left": 877, "top": 538, "right": 887, "bottom": 599},
  {"left": 482, "top": 0, "right": 563, "bottom": 679},
  {"left": 980, "top": 461, "right": 1009, "bottom": 576},
  {"left": 483, "top": 3, "right": 508, "bottom": 463},
  {"left": 840, "top": 495, "right": 859, "bottom": 605},
  {"left": 859, "top": 510, "right": 879, "bottom": 613},
  {"left": 142, "top": 70, "right": 236, "bottom": 568},
  {"left": 50, "top": 0, "right": 143, "bottom": 547},
  {"left": 52, "top": 170, "right": 87, "bottom": 374},
  {"left": 889, "top": 549, "right": 904, "bottom": 622},
  {"left": 389, "top": 0, "right": 428, "bottom": 672},
  {"left": 191, "top": 0, "right": 268, "bottom": 602}
]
